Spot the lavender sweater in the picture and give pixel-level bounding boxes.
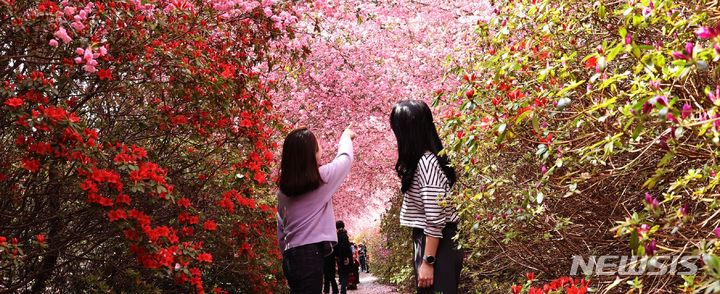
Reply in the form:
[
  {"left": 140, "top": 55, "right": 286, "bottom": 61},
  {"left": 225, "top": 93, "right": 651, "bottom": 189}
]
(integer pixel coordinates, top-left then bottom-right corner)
[{"left": 277, "top": 133, "right": 353, "bottom": 251}]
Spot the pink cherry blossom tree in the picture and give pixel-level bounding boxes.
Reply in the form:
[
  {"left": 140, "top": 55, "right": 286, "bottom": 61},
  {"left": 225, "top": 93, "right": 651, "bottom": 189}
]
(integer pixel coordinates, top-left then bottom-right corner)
[{"left": 271, "top": 0, "right": 492, "bottom": 232}]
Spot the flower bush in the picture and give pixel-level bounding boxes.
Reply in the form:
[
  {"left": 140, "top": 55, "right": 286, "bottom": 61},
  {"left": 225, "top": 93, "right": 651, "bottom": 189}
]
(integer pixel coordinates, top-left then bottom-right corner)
[
  {"left": 372, "top": 192, "right": 415, "bottom": 292},
  {"left": 0, "top": 0, "right": 301, "bottom": 292},
  {"left": 437, "top": 0, "right": 720, "bottom": 292}
]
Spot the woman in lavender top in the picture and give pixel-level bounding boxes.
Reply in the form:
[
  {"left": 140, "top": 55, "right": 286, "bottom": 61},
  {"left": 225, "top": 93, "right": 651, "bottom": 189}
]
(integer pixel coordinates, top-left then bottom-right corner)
[{"left": 277, "top": 126, "right": 356, "bottom": 293}]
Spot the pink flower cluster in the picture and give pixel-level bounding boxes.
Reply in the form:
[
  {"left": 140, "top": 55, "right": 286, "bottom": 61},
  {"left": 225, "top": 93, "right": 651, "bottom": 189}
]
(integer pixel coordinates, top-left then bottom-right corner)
[
  {"left": 211, "top": 0, "right": 260, "bottom": 19},
  {"left": 74, "top": 46, "right": 108, "bottom": 73},
  {"left": 49, "top": 2, "right": 95, "bottom": 47},
  {"left": 271, "top": 11, "right": 298, "bottom": 30}
]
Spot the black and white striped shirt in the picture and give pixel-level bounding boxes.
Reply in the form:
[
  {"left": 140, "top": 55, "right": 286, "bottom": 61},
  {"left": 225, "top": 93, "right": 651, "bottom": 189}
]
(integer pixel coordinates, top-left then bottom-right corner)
[{"left": 399, "top": 152, "right": 458, "bottom": 238}]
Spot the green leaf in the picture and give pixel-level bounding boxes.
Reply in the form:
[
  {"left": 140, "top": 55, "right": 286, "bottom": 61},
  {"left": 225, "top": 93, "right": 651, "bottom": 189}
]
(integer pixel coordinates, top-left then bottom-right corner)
[
  {"left": 630, "top": 230, "right": 639, "bottom": 254},
  {"left": 606, "top": 43, "right": 624, "bottom": 63},
  {"left": 515, "top": 110, "right": 532, "bottom": 124},
  {"left": 556, "top": 80, "right": 586, "bottom": 97}
]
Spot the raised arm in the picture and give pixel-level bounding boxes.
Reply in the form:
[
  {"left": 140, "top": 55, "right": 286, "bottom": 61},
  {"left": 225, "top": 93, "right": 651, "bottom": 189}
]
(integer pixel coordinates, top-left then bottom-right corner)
[{"left": 318, "top": 127, "right": 356, "bottom": 201}]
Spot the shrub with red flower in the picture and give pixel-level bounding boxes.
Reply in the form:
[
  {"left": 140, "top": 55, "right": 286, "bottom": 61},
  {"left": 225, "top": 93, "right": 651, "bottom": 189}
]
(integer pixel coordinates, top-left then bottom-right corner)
[{"left": 0, "top": 0, "right": 302, "bottom": 292}]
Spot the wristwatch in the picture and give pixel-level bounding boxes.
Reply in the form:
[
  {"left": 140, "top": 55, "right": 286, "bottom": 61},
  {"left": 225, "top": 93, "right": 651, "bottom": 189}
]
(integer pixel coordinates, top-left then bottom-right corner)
[{"left": 423, "top": 255, "right": 436, "bottom": 265}]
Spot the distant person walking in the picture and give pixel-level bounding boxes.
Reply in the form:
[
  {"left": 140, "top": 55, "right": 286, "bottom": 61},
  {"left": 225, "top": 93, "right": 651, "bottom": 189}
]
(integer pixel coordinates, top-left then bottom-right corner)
[
  {"left": 390, "top": 100, "right": 463, "bottom": 294},
  {"left": 358, "top": 244, "right": 368, "bottom": 273},
  {"left": 336, "top": 221, "right": 353, "bottom": 294},
  {"left": 277, "top": 126, "right": 356, "bottom": 294}
]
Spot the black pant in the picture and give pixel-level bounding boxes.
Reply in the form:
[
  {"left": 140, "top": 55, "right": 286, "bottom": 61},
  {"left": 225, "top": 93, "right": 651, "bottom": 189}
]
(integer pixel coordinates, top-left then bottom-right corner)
[
  {"left": 323, "top": 255, "right": 338, "bottom": 294},
  {"left": 412, "top": 223, "right": 463, "bottom": 294},
  {"left": 338, "top": 264, "right": 350, "bottom": 294},
  {"left": 359, "top": 256, "right": 367, "bottom": 272},
  {"left": 283, "top": 242, "right": 325, "bottom": 294}
]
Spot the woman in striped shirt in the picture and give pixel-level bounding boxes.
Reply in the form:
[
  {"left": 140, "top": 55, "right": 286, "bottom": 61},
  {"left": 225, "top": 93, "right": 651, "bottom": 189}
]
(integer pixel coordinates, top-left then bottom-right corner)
[{"left": 390, "top": 100, "right": 463, "bottom": 294}]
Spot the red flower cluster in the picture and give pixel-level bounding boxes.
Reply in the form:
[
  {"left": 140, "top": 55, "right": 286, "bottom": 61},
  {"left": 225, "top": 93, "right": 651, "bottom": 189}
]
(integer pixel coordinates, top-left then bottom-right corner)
[{"left": 512, "top": 274, "right": 589, "bottom": 294}]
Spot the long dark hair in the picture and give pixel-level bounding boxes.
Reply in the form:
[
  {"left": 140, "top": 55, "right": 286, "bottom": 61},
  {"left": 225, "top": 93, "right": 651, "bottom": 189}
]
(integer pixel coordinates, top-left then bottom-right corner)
[
  {"left": 278, "top": 128, "right": 323, "bottom": 197},
  {"left": 390, "top": 100, "right": 456, "bottom": 192}
]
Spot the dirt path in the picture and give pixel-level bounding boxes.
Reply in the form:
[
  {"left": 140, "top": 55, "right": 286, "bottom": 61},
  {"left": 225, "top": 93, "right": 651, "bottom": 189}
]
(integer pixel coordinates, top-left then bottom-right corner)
[{"left": 352, "top": 271, "right": 403, "bottom": 294}]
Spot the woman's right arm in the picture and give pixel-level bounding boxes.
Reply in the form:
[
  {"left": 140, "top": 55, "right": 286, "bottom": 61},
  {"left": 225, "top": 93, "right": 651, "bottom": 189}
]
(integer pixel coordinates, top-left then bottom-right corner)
[{"left": 319, "top": 127, "right": 355, "bottom": 201}]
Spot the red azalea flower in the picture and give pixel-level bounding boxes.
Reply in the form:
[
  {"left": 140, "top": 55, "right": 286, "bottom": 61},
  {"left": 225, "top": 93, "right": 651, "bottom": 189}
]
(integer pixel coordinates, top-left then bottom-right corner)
[
  {"left": 197, "top": 252, "right": 213, "bottom": 263},
  {"left": 511, "top": 285, "right": 523, "bottom": 294},
  {"left": 203, "top": 220, "right": 217, "bottom": 231},
  {"left": 465, "top": 88, "right": 475, "bottom": 99},
  {"left": 108, "top": 209, "right": 127, "bottom": 222},
  {"left": 585, "top": 56, "right": 597, "bottom": 69},
  {"left": 116, "top": 194, "right": 131, "bottom": 206},
  {"left": 254, "top": 171, "right": 267, "bottom": 184},
  {"left": 526, "top": 272, "right": 535, "bottom": 281},
  {"left": 4, "top": 98, "right": 24, "bottom": 108},
  {"left": 21, "top": 158, "right": 40, "bottom": 172},
  {"left": 36, "top": 234, "right": 46, "bottom": 245},
  {"left": 177, "top": 198, "right": 191, "bottom": 208},
  {"left": 98, "top": 68, "right": 113, "bottom": 80}
]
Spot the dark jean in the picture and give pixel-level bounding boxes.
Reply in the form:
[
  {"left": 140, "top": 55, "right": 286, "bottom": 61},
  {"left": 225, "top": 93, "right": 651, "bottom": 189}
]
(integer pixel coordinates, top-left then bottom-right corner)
[
  {"left": 359, "top": 256, "right": 367, "bottom": 272},
  {"left": 283, "top": 242, "right": 325, "bottom": 294},
  {"left": 338, "top": 271, "right": 348, "bottom": 294},
  {"left": 412, "top": 223, "right": 464, "bottom": 294},
  {"left": 323, "top": 255, "right": 338, "bottom": 294}
]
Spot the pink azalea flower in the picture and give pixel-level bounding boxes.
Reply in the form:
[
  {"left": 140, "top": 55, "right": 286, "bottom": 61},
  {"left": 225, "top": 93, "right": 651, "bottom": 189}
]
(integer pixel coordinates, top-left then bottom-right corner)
[
  {"left": 53, "top": 27, "right": 72, "bottom": 44},
  {"left": 649, "top": 80, "right": 660, "bottom": 90},
  {"left": 83, "top": 64, "right": 97, "bottom": 73},
  {"left": 642, "top": 101, "right": 653, "bottom": 114},
  {"left": 680, "top": 204, "right": 689, "bottom": 216},
  {"left": 83, "top": 48, "right": 93, "bottom": 61},
  {"left": 685, "top": 42, "right": 694, "bottom": 56},
  {"left": 709, "top": 86, "right": 720, "bottom": 103},
  {"left": 71, "top": 21, "right": 85, "bottom": 31},
  {"left": 49, "top": 39, "right": 59, "bottom": 47},
  {"left": 644, "top": 192, "right": 659, "bottom": 209},
  {"left": 644, "top": 239, "right": 656, "bottom": 256},
  {"left": 644, "top": 192, "right": 654, "bottom": 204},
  {"left": 642, "top": 7, "right": 652, "bottom": 16},
  {"left": 696, "top": 27, "right": 716, "bottom": 39},
  {"left": 671, "top": 51, "right": 687, "bottom": 59},
  {"left": 63, "top": 6, "right": 76, "bottom": 16},
  {"left": 75, "top": 48, "right": 85, "bottom": 55},
  {"left": 681, "top": 103, "right": 692, "bottom": 119},
  {"left": 714, "top": 227, "right": 720, "bottom": 238}
]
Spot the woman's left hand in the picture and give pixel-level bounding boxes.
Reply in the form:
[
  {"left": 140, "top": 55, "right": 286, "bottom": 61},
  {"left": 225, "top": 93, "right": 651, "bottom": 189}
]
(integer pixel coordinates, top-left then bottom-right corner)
[{"left": 418, "top": 262, "right": 434, "bottom": 288}]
